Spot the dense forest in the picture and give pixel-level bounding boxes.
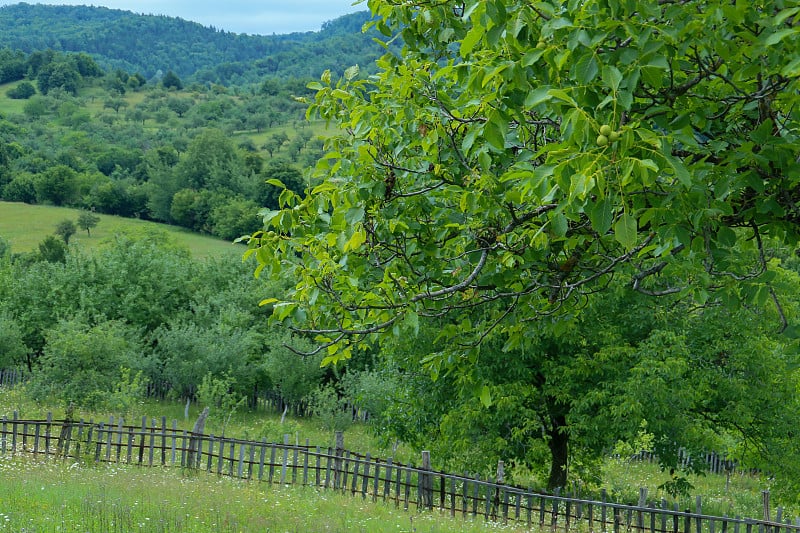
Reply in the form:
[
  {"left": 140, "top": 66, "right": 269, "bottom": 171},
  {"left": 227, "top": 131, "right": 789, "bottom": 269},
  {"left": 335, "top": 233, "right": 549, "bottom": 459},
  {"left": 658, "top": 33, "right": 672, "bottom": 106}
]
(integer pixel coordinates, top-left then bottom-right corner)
[{"left": 0, "top": 3, "right": 380, "bottom": 83}]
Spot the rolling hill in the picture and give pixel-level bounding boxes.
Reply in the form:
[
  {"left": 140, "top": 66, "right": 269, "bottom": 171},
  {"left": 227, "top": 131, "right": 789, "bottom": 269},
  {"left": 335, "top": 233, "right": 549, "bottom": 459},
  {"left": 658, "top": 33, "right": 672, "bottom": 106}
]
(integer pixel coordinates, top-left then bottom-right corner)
[
  {"left": 0, "top": 201, "right": 242, "bottom": 258},
  {"left": 0, "top": 3, "right": 383, "bottom": 83}
]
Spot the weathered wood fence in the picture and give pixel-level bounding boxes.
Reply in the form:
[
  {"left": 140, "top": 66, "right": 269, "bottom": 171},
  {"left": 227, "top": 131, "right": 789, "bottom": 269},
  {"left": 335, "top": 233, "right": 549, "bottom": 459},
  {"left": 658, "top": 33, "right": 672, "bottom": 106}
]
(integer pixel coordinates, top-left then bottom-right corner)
[{"left": 1, "top": 412, "right": 797, "bottom": 533}]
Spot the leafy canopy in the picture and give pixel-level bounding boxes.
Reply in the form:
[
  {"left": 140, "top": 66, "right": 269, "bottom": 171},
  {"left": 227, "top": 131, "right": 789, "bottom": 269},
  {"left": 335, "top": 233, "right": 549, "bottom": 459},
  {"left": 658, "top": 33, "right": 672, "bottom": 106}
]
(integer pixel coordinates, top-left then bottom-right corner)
[{"left": 247, "top": 0, "right": 800, "bottom": 366}]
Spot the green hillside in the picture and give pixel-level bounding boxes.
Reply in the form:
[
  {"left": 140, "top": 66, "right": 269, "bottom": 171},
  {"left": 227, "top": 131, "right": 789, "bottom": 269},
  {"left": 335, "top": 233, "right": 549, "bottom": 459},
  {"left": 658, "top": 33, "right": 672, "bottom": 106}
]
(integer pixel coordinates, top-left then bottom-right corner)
[
  {"left": 0, "top": 201, "right": 242, "bottom": 258},
  {"left": 0, "top": 4, "right": 381, "bottom": 84}
]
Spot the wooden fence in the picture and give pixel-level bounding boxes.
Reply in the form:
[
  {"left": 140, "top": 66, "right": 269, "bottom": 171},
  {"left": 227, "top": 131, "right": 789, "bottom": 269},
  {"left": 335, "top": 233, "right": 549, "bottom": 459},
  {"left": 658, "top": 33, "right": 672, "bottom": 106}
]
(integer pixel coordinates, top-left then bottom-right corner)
[{"left": 1, "top": 412, "right": 798, "bottom": 533}]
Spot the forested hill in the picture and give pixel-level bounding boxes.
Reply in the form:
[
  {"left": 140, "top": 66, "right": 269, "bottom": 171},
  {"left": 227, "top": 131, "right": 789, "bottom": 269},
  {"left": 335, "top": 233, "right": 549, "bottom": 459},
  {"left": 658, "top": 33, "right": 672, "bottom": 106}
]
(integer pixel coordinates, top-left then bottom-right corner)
[{"left": 0, "top": 3, "right": 379, "bottom": 84}]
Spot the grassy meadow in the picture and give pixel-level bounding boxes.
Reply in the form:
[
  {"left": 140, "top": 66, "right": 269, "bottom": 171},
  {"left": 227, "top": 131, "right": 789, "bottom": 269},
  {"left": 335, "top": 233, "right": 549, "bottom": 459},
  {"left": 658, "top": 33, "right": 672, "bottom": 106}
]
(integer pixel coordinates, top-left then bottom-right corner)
[
  {"left": 0, "top": 384, "right": 781, "bottom": 527},
  {"left": 0, "top": 201, "right": 242, "bottom": 258},
  {"left": 0, "top": 457, "right": 533, "bottom": 533}
]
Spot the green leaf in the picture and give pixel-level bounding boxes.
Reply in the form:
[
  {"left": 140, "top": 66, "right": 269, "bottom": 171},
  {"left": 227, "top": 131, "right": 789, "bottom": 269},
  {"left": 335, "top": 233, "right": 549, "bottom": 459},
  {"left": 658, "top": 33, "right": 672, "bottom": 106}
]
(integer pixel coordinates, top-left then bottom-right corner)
[
  {"left": 461, "top": 24, "right": 485, "bottom": 56},
  {"left": 484, "top": 114, "right": 506, "bottom": 150},
  {"left": 614, "top": 212, "right": 637, "bottom": 249},
  {"left": 601, "top": 65, "right": 623, "bottom": 92},
  {"left": 551, "top": 212, "right": 569, "bottom": 237},
  {"left": 479, "top": 385, "right": 492, "bottom": 408},
  {"left": 664, "top": 153, "right": 692, "bottom": 188},
  {"left": 764, "top": 28, "right": 799, "bottom": 46},
  {"left": 716, "top": 226, "right": 737, "bottom": 247},
  {"left": 525, "top": 86, "right": 552, "bottom": 108},
  {"left": 344, "top": 65, "right": 360, "bottom": 81},
  {"left": 343, "top": 228, "right": 366, "bottom": 252},
  {"left": 781, "top": 57, "right": 800, "bottom": 77},
  {"left": 588, "top": 197, "right": 614, "bottom": 235},
  {"left": 572, "top": 53, "right": 599, "bottom": 84}
]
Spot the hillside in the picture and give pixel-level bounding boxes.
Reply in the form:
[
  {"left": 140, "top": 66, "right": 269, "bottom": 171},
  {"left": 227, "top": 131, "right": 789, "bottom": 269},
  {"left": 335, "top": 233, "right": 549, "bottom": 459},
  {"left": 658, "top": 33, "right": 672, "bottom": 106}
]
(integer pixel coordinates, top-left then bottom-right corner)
[
  {"left": 0, "top": 3, "right": 382, "bottom": 83},
  {"left": 0, "top": 201, "right": 241, "bottom": 258}
]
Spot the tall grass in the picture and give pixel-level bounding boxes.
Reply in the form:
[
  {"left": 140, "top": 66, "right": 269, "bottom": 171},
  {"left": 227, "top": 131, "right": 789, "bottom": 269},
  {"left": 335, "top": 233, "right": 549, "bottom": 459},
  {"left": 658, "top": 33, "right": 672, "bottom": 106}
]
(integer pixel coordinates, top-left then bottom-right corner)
[
  {"left": 0, "top": 456, "right": 529, "bottom": 532},
  {"left": 0, "top": 386, "right": 416, "bottom": 465},
  {"left": 600, "top": 458, "right": 770, "bottom": 518},
  {"left": 0, "top": 386, "right": 783, "bottom": 524}
]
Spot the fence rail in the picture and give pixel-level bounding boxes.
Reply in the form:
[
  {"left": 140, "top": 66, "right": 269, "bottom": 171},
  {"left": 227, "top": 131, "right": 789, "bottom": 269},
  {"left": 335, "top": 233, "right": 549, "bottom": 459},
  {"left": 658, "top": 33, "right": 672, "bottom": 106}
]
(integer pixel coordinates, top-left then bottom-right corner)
[{"left": 1, "top": 412, "right": 797, "bottom": 532}]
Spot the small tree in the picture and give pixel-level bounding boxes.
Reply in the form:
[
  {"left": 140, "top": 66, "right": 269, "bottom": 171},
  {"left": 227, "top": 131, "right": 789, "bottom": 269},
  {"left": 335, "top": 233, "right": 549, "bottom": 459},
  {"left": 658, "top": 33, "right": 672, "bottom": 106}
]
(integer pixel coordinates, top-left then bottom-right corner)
[
  {"left": 77, "top": 210, "right": 100, "bottom": 236},
  {"left": 161, "top": 70, "right": 183, "bottom": 90},
  {"left": 38, "top": 235, "right": 67, "bottom": 263},
  {"left": 6, "top": 81, "right": 36, "bottom": 99},
  {"left": 54, "top": 219, "right": 76, "bottom": 244},
  {"left": 103, "top": 97, "right": 128, "bottom": 114}
]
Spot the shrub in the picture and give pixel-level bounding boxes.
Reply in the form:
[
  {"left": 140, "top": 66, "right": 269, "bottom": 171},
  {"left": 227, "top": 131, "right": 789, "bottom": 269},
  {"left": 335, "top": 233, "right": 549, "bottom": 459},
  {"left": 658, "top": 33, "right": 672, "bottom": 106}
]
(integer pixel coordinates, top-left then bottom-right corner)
[
  {"left": 28, "top": 318, "right": 144, "bottom": 409},
  {"left": 307, "top": 385, "right": 352, "bottom": 432},
  {"left": 6, "top": 81, "right": 36, "bottom": 99}
]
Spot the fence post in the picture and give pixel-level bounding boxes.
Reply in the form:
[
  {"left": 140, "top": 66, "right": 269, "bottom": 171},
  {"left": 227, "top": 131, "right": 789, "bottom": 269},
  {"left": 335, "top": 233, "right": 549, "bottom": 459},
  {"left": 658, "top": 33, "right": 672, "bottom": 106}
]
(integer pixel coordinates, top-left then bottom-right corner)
[
  {"left": 333, "top": 431, "right": 344, "bottom": 490},
  {"left": 420, "top": 450, "right": 433, "bottom": 509},
  {"left": 495, "top": 460, "right": 505, "bottom": 521},
  {"left": 762, "top": 491, "right": 771, "bottom": 533},
  {"left": 10, "top": 412, "right": 18, "bottom": 455},
  {"left": 44, "top": 412, "right": 52, "bottom": 457},
  {"left": 637, "top": 487, "right": 648, "bottom": 531}
]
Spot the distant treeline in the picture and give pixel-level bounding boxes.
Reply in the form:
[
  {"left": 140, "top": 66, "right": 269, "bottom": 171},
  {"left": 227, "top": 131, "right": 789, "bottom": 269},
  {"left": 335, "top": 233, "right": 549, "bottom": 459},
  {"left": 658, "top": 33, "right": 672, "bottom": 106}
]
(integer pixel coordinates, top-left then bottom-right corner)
[{"left": 0, "top": 4, "right": 386, "bottom": 84}]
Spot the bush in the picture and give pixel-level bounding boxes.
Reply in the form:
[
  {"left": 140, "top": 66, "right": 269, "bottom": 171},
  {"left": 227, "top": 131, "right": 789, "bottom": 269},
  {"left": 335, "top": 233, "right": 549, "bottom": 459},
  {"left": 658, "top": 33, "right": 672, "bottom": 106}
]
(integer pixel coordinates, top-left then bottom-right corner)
[
  {"left": 106, "top": 367, "right": 148, "bottom": 418},
  {"left": 261, "top": 331, "right": 325, "bottom": 409},
  {"left": 6, "top": 81, "right": 35, "bottom": 99},
  {"left": 196, "top": 372, "right": 246, "bottom": 436},
  {"left": 28, "top": 318, "right": 145, "bottom": 410},
  {"left": 307, "top": 385, "right": 352, "bottom": 432}
]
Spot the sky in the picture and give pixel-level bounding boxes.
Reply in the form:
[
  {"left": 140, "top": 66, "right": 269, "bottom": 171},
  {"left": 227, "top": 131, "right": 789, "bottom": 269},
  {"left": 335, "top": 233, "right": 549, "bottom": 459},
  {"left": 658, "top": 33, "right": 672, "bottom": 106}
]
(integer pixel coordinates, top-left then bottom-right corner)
[{"left": 0, "top": 1, "right": 368, "bottom": 35}]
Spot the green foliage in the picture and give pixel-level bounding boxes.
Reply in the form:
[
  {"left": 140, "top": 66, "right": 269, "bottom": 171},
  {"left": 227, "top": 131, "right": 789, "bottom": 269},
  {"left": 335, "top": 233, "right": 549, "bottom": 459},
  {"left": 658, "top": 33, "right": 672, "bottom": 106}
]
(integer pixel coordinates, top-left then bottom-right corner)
[
  {"left": 106, "top": 367, "right": 148, "bottom": 418},
  {"left": 54, "top": 218, "right": 76, "bottom": 244},
  {"left": 150, "top": 321, "right": 263, "bottom": 400},
  {"left": 340, "top": 368, "right": 399, "bottom": 424},
  {"left": 37, "top": 234, "right": 67, "bottom": 263},
  {"left": 0, "top": 311, "right": 27, "bottom": 368},
  {"left": 28, "top": 318, "right": 145, "bottom": 409},
  {"left": 34, "top": 165, "right": 79, "bottom": 206},
  {"left": 253, "top": 0, "right": 799, "bottom": 357},
  {"left": 196, "top": 372, "right": 247, "bottom": 436},
  {"left": 77, "top": 210, "right": 100, "bottom": 236},
  {"left": 307, "top": 384, "right": 352, "bottom": 432},
  {"left": 160, "top": 70, "right": 183, "bottom": 90},
  {"left": 246, "top": 0, "right": 800, "bottom": 490},
  {"left": 261, "top": 331, "right": 324, "bottom": 406},
  {"left": 6, "top": 81, "right": 36, "bottom": 99},
  {"left": 209, "top": 197, "right": 260, "bottom": 241}
]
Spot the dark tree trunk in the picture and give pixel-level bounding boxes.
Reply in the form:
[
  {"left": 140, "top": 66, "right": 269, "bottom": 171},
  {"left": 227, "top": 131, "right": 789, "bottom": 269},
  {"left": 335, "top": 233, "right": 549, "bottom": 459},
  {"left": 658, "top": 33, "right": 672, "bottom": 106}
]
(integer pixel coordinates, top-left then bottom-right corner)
[{"left": 546, "top": 414, "right": 569, "bottom": 491}]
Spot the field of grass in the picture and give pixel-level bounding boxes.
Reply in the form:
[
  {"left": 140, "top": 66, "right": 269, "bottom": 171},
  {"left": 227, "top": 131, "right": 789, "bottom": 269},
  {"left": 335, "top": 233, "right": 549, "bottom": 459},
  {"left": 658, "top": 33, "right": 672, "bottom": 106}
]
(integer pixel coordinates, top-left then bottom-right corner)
[
  {"left": 0, "top": 201, "right": 242, "bottom": 258},
  {"left": 0, "top": 456, "right": 530, "bottom": 533},
  {"left": 0, "top": 384, "right": 782, "bottom": 523},
  {"left": 0, "top": 81, "right": 29, "bottom": 114},
  {"left": 0, "top": 386, "right": 526, "bottom": 532}
]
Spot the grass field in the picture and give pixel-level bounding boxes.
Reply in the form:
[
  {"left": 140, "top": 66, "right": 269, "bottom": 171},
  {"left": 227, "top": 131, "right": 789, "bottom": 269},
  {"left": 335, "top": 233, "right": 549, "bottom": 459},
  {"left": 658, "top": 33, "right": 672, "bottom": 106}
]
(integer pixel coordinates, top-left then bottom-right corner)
[
  {"left": 0, "top": 456, "right": 530, "bottom": 533},
  {"left": 0, "top": 81, "right": 29, "bottom": 114},
  {"left": 0, "top": 201, "right": 242, "bottom": 258},
  {"left": 0, "top": 385, "right": 781, "bottom": 522}
]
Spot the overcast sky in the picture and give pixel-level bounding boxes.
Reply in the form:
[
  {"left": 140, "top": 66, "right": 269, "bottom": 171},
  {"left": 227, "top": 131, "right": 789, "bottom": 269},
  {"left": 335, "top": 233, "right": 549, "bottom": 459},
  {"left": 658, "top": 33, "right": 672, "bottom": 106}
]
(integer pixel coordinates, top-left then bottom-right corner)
[{"left": 0, "top": 1, "right": 368, "bottom": 35}]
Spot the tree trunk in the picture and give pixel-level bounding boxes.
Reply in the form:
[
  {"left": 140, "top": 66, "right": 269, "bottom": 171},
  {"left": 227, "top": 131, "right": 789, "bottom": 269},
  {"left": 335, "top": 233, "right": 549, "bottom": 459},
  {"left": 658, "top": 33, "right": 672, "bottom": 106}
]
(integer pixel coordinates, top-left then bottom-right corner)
[{"left": 546, "top": 414, "right": 569, "bottom": 491}]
